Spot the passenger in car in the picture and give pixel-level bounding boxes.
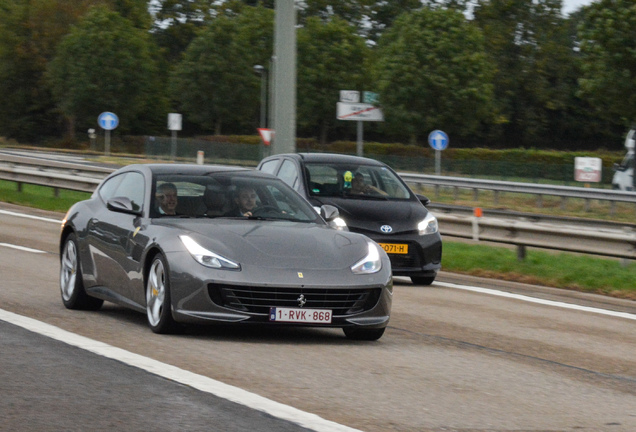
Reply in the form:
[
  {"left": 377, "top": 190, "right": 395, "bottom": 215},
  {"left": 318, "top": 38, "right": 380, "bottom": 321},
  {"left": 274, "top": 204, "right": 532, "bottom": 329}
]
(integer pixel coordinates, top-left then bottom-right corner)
[{"left": 156, "top": 182, "right": 178, "bottom": 215}]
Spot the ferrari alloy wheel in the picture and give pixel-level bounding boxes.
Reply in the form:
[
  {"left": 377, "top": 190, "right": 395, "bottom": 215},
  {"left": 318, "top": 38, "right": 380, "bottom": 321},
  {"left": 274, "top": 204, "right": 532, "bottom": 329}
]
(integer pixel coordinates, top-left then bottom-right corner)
[
  {"left": 146, "top": 254, "right": 176, "bottom": 334},
  {"left": 60, "top": 233, "right": 103, "bottom": 310}
]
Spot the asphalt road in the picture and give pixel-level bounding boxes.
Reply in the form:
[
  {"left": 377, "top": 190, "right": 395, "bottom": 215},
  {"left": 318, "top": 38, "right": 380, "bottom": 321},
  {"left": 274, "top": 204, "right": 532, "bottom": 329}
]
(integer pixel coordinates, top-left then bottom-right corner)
[{"left": 1, "top": 202, "right": 635, "bottom": 432}]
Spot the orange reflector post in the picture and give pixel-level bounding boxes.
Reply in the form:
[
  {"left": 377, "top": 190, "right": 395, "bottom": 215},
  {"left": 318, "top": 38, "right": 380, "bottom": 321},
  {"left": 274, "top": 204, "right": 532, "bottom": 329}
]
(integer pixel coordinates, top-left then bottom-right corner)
[{"left": 473, "top": 207, "right": 483, "bottom": 217}]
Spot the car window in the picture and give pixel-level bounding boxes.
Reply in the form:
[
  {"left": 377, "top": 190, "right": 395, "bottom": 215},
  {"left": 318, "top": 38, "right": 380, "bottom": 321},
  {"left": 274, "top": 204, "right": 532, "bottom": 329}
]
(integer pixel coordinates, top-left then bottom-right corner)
[
  {"left": 305, "top": 163, "right": 411, "bottom": 199},
  {"left": 98, "top": 174, "right": 125, "bottom": 201},
  {"left": 151, "top": 172, "right": 321, "bottom": 223},
  {"left": 277, "top": 160, "right": 299, "bottom": 190},
  {"left": 115, "top": 172, "right": 145, "bottom": 210},
  {"left": 306, "top": 165, "right": 340, "bottom": 196},
  {"left": 259, "top": 159, "right": 279, "bottom": 175},
  {"left": 99, "top": 172, "right": 144, "bottom": 211}
]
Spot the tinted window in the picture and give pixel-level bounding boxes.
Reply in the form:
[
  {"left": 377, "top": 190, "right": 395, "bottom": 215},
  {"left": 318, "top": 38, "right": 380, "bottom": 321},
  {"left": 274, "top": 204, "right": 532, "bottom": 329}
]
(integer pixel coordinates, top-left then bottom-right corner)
[
  {"left": 305, "top": 162, "right": 411, "bottom": 199},
  {"left": 259, "top": 159, "right": 279, "bottom": 174},
  {"left": 98, "top": 174, "right": 125, "bottom": 201},
  {"left": 116, "top": 172, "right": 145, "bottom": 210},
  {"left": 277, "top": 160, "right": 299, "bottom": 189}
]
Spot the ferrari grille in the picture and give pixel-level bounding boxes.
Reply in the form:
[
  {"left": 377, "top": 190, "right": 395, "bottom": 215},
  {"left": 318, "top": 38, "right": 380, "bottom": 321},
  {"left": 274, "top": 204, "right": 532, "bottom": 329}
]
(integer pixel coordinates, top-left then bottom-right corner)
[{"left": 208, "top": 285, "right": 381, "bottom": 316}]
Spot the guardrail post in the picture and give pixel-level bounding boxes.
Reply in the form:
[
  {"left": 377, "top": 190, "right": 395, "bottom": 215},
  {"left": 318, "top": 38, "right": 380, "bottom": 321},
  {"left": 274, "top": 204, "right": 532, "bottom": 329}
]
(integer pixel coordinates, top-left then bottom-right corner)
[
  {"left": 561, "top": 197, "right": 567, "bottom": 210},
  {"left": 17, "top": 182, "right": 22, "bottom": 192},
  {"left": 494, "top": 190, "right": 499, "bottom": 205},
  {"left": 517, "top": 245, "right": 527, "bottom": 261},
  {"left": 584, "top": 198, "right": 590, "bottom": 212},
  {"left": 536, "top": 195, "right": 543, "bottom": 208}
]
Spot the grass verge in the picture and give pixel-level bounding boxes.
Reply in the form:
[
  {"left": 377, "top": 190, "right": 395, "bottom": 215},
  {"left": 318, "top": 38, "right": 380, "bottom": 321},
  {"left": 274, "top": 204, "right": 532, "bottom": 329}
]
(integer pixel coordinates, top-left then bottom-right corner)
[
  {"left": 442, "top": 241, "right": 636, "bottom": 300},
  {"left": 0, "top": 180, "right": 91, "bottom": 212}
]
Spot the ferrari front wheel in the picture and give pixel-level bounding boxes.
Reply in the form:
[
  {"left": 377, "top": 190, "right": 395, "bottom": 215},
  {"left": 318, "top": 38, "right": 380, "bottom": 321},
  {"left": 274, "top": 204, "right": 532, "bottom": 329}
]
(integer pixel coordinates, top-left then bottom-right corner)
[{"left": 146, "top": 253, "right": 177, "bottom": 334}]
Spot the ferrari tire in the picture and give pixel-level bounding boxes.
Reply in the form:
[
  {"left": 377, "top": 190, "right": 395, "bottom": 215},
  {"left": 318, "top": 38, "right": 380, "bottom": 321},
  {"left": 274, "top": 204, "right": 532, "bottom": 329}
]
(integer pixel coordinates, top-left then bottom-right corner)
[
  {"left": 343, "top": 327, "right": 385, "bottom": 341},
  {"left": 146, "top": 253, "right": 177, "bottom": 334},
  {"left": 60, "top": 233, "right": 103, "bottom": 310}
]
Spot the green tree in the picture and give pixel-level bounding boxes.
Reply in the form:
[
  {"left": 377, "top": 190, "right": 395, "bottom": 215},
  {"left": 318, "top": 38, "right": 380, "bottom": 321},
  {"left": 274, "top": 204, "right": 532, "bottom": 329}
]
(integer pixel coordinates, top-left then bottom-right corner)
[
  {"left": 151, "top": 0, "right": 216, "bottom": 62},
  {"left": 169, "top": 5, "right": 274, "bottom": 134},
  {"left": 0, "top": 0, "right": 93, "bottom": 141},
  {"left": 297, "top": 16, "right": 369, "bottom": 143},
  {"left": 373, "top": 7, "right": 495, "bottom": 145},
  {"left": 473, "top": 0, "right": 586, "bottom": 148},
  {"left": 578, "top": 0, "right": 636, "bottom": 131},
  {"left": 47, "top": 6, "right": 166, "bottom": 140}
]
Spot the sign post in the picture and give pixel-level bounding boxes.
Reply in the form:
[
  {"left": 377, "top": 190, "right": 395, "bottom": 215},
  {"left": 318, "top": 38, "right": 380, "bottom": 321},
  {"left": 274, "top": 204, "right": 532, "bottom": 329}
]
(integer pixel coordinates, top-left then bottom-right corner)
[
  {"left": 337, "top": 91, "right": 384, "bottom": 156},
  {"left": 98, "top": 112, "right": 119, "bottom": 156},
  {"left": 428, "top": 130, "right": 449, "bottom": 175},
  {"left": 168, "top": 113, "right": 182, "bottom": 161}
]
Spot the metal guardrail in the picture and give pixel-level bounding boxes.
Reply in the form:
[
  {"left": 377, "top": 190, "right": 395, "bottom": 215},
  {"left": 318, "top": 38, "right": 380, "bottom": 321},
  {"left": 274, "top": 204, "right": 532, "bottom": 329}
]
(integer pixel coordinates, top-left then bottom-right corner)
[
  {"left": 1, "top": 153, "right": 635, "bottom": 260},
  {"left": 400, "top": 172, "right": 636, "bottom": 214},
  {"left": 437, "top": 213, "right": 636, "bottom": 260}
]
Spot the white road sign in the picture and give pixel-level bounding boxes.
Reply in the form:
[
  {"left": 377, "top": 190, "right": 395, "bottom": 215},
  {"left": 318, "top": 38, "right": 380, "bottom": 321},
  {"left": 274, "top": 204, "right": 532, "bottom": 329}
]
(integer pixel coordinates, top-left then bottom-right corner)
[
  {"left": 168, "top": 113, "right": 182, "bottom": 131},
  {"left": 339, "top": 91, "right": 360, "bottom": 103},
  {"left": 574, "top": 157, "right": 602, "bottom": 182},
  {"left": 337, "top": 102, "right": 384, "bottom": 121}
]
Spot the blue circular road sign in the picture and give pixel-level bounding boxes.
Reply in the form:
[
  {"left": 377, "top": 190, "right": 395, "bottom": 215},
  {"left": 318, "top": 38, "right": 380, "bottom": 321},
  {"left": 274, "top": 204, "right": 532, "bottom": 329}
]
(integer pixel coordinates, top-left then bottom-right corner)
[
  {"left": 98, "top": 112, "right": 119, "bottom": 130},
  {"left": 428, "top": 130, "right": 449, "bottom": 151}
]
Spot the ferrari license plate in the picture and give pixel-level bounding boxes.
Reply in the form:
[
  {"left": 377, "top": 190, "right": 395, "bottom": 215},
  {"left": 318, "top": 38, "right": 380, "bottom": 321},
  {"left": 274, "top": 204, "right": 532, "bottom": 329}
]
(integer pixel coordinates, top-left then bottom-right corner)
[
  {"left": 378, "top": 243, "right": 408, "bottom": 254},
  {"left": 269, "top": 307, "right": 332, "bottom": 324}
]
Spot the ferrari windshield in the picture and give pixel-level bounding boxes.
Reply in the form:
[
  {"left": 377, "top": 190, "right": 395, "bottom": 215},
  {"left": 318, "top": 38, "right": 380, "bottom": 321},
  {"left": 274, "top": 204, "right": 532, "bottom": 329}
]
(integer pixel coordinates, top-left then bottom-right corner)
[
  {"left": 305, "top": 162, "right": 412, "bottom": 199},
  {"left": 152, "top": 171, "right": 322, "bottom": 222}
]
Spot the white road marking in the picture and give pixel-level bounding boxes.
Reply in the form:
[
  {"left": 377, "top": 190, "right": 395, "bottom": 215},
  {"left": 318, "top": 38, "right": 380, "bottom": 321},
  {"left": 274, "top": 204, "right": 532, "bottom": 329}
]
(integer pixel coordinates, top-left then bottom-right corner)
[
  {"left": 436, "top": 281, "right": 636, "bottom": 321},
  {"left": 0, "top": 308, "right": 363, "bottom": 432},
  {"left": 0, "top": 243, "right": 46, "bottom": 254},
  {"left": 0, "top": 209, "right": 61, "bottom": 224}
]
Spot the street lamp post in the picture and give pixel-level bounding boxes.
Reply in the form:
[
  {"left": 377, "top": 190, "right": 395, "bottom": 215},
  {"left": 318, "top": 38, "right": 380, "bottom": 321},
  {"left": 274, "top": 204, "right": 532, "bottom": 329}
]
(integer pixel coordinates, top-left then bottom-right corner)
[{"left": 253, "top": 65, "right": 267, "bottom": 128}]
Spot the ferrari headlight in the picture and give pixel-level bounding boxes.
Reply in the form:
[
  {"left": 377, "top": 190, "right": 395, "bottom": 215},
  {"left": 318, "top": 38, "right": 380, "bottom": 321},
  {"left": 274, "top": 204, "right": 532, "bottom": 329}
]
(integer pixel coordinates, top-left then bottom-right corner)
[
  {"left": 351, "top": 242, "right": 382, "bottom": 274},
  {"left": 179, "top": 235, "right": 240, "bottom": 270},
  {"left": 418, "top": 213, "right": 438, "bottom": 235}
]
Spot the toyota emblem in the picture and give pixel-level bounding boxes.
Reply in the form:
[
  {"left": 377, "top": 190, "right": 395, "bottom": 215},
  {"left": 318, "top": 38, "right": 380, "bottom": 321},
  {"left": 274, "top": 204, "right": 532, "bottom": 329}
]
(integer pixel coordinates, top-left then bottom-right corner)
[{"left": 380, "top": 225, "right": 393, "bottom": 233}]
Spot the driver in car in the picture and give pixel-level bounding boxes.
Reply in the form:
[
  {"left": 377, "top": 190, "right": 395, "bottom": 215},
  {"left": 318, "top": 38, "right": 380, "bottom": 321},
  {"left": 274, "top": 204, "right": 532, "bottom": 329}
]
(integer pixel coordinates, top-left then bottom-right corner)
[{"left": 232, "top": 186, "right": 258, "bottom": 217}]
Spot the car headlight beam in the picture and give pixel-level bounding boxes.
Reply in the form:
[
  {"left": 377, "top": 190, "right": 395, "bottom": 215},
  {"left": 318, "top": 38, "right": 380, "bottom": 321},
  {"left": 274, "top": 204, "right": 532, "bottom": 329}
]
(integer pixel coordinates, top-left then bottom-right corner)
[
  {"left": 418, "top": 213, "right": 438, "bottom": 235},
  {"left": 351, "top": 242, "right": 382, "bottom": 274},
  {"left": 179, "top": 235, "right": 240, "bottom": 270}
]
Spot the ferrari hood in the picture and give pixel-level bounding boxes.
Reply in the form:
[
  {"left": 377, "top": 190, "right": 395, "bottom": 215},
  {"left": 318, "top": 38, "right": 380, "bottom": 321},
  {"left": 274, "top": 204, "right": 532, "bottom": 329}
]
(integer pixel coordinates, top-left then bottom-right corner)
[{"left": 169, "top": 219, "right": 371, "bottom": 270}]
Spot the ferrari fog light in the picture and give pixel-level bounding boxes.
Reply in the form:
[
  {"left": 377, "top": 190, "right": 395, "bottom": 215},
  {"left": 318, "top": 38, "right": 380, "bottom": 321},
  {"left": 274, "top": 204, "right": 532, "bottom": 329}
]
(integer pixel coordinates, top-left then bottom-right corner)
[
  {"left": 351, "top": 242, "right": 382, "bottom": 274},
  {"left": 179, "top": 235, "right": 240, "bottom": 270},
  {"left": 418, "top": 213, "right": 438, "bottom": 235}
]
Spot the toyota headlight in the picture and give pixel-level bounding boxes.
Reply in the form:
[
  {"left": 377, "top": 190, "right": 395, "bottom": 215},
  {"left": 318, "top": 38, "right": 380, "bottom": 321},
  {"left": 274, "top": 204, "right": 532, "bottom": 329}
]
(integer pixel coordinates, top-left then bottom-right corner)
[
  {"left": 180, "top": 235, "right": 240, "bottom": 270},
  {"left": 418, "top": 213, "right": 438, "bottom": 235},
  {"left": 351, "top": 242, "right": 382, "bottom": 274}
]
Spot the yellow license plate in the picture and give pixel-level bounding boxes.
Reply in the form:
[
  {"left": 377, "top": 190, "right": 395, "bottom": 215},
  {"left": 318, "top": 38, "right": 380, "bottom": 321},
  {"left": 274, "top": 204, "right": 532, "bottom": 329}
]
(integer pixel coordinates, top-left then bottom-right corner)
[{"left": 378, "top": 243, "right": 408, "bottom": 254}]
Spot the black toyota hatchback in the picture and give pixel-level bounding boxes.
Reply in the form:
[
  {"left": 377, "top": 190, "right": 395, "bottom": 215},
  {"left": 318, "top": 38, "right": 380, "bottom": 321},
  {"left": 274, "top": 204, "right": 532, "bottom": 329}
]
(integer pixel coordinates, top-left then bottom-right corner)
[{"left": 257, "top": 153, "right": 442, "bottom": 285}]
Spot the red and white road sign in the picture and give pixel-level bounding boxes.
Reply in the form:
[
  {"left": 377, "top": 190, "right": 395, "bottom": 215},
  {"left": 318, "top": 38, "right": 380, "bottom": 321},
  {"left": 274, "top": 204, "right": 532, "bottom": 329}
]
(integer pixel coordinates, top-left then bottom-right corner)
[
  {"left": 258, "top": 128, "right": 275, "bottom": 146},
  {"left": 336, "top": 102, "right": 384, "bottom": 121}
]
